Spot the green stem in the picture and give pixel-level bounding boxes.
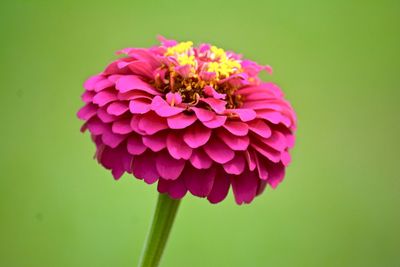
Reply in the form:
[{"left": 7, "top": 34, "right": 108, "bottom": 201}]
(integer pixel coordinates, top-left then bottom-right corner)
[{"left": 138, "top": 193, "right": 181, "bottom": 267}]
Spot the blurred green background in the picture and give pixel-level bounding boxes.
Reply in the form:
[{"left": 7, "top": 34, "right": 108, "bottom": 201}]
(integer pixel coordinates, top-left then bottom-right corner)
[{"left": 1, "top": 0, "right": 399, "bottom": 266}]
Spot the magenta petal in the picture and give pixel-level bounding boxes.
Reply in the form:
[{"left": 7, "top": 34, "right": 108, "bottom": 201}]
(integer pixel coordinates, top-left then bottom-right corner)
[
  {"left": 207, "top": 169, "right": 230, "bottom": 204},
  {"left": 223, "top": 154, "right": 245, "bottom": 175},
  {"left": 262, "top": 131, "right": 287, "bottom": 151},
  {"left": 183, "top": 165, "right": 216, "bottom": 197},
  {"left": 227, "top": 108, "right": 257, "bottom": 122},
  {"left": 101, "top": 129, "right": 126, "bottom": 148},
  {"left": 157, "top": 178, "right": 187, "bottom": 199},
  {"left": 248, "top": 119, "right": 272, "bottom": 138},
  {"left": 267, "top": 162, "right": 285, "bottom": 189},
  {"left": 86, "top": 118, "right": 107, "bottom": 135},
  {"left": 223, "top": 121, "right": 249, "bottom": 136},
  {"left": 152, "top": 96, "right": 184, "bottom": 117},
  {"left": 166, "top": 133, "right": 193, "bottom": 160},
  {"left": 251, "top": 139, "right": 281, "bottom": 163},
  {"left": 93, "top": 91, "right": 117, "bottom": 107},
  {"left": 132, "top": 152, "right": 159, "bottom": 184},
  {"left": 107, "top": 102, "right": 129, "bottom": 116},
  {"left": 281, "top": 151, "right": 291, "bottom": 166},
  {"left": 166, "top": 92, "right": 182, "bottom": 105},
  {"left": 97, "top": 146, "right": 130, "bottom": 180},
  {"left": 203, "top": 138, "right": 235, "bottom": 164},
  {"left": 81, "top": 91, "right": 95, "bottom": 103},
  {"left": 183, "top": 123, "right": 211, "bottom": 148},
  {"left": 142, "top": 132, "right": 167, "bottom": 152},
  {"left": 138, "top": 112, "right": 168, "bottom": 134},
  {"left": 94, "top": 78, "right": 114, "bottom": 92},
  {"left": 189, "top": 149, "right": 213, "bottom": 169},
  {"left": 115, "top": 75, "right": 157, "bottom": 94},
  {"left": 217, "top": 129, "right": 249, "bottom": 151},
  {"left": 244, "top": 150, "right": 257, "bottom": 171},
  {"left": 112, "top": 119, "right": 132, "bottom": 134},
  {"left": 156, "top": 151, "right": 186, "bottom": 180},
  {"left": 202, "top": 115, "right": 227, "bottom": 129},
  {"left": 97, "top": 107, "right": 116, "bottom": 123},
  {"left": 127, "top": 61, "right": 155, "bottom": 78},
  {"left": 77, "top": 104, "right": 97, "bottom": 120},
  {"left": 167, "top": 113, "right": 197, "bottom": 129},
  {"left": 200, "top": 98, "right": 226, "bottom": 113},
  {"left": 254, "top": 153, "right": 268, "bottom": 180},
  {"left": 129, "top": 99, "right": 151, "bottom": 114},
  {"left": 84, "top": 75, "right": 103, "bottom": 91},
  {"left": 231, "top": 170, "right": 259, "bottom": 205},
  {"left": 191, "top": 107, "right": 215, "bottom": 122},
  {"left": 256, "top": 110, "right": 284, "bottom": 124},
  {"left": 127, "top": 135, "right": 147, "bottom": 155}
]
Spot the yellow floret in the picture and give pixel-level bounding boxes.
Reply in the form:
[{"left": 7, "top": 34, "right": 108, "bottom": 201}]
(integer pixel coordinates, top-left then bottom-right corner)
[
  {"left": 177, "top": 54, "right": 196, "bottom": 66},
  {"left": 165, "top": 41, "right": 193, "bottom": 56}
]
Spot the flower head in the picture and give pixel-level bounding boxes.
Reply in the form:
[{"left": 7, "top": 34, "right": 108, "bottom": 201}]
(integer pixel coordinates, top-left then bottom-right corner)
[{"left": 77, "top": 36, "right": 297, "bottom": 204}]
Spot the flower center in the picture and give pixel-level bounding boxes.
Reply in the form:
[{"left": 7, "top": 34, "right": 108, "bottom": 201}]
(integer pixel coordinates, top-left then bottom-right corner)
[{"left": 157, "top": 41, "right": 244, "bottom": 109}]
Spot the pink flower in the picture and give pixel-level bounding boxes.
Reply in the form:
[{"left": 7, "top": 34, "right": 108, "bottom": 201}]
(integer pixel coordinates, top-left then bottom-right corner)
[{"left": 77, "top": 36, "right": 297, "bottom": 205}]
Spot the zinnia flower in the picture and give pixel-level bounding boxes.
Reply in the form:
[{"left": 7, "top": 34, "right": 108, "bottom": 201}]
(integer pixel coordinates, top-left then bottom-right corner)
[{"left": 77, "top": 36, "right": 296, "bottom": 204}]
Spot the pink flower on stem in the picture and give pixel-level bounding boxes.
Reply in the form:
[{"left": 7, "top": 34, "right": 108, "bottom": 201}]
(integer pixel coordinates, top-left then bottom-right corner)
[{"left": 78, "top": 36, "right": 297, "bottom": 205}]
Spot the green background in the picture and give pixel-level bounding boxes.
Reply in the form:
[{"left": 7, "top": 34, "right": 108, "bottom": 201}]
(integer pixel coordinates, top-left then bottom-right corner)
[{"left": 1, "top": 1, "right": 399, "bottom": 266}]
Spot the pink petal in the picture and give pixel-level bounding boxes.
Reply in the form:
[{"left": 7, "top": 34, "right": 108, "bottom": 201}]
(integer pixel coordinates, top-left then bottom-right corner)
[
  {"left": 216, "top": 129, "right": 249, "bottom": 151},
  {"left": 127, "top": 135, "right": 147, "bottom": 155},
  {"left": 127, "top": 61, "right": 155, "bottom": 78},
  {"left": 166, "top": 133, "right": 193, "bottom": 160},
  {"left": 200, "top": 98, "right": 226, "bottom": 113},
  {"left": 157, "top": 178, "right": 187, "bottom": 199},
  {"left": 203, "top": 138, "right": 235, "bottom": 164},
  {"left": 254, "top": 153, "right": 268, "bottom": 180},
  {"left": 226, "top": 108, "right": 256, "bottom": 122},
  {"left": 97, "top": 107, "right": 116, "bottom": 123},
  {"left": 203, "top": 85, "right": 225, "bottom": 99},
  {"left": 142, "top": 132, "right": 167, "bottom": 152},
  {"left": 223, "top": 154, "right": 245, "bottom": 175},
  {"left": 281, "top": 151, "right": 291, "bottom": 166},
  {"left": 81, "top": 91, "right": 95, "bottom": 103},
  {"left": 115, "top": 75, "right": 158, "bottom": 94},
  {"left": 129, "top": 99, "right": 151, "bottom": 114},
  {"left": 223, "top": 121, "right": 249, "bottom": 136},
  {"left": 132, "top": 151, "right": 159, "bottom": 184},
  {"left": 256, "top": 110, "right": 285, "bottom": 124},
  {"left": 267, "top": 162, "right": 285, "bottom": 189},
  {"left": 251, "top": 140, "right": 281, "bottom": 163},
  {"left": 94, "top": 78, "right": 114, "bottom": 92},
  {"left": 182, "top": 165, "right": 216, "bottom": 197},
  {"left": 155, "top": 151, "right": 186, "bottom": 180},
  {"left": 231, "top": 170, "right": 259, "bottom": 205},
  {"left": 107, "top": 102, "right": 129, "bottom": 116},
  {"left": 248, "top": 119, "right": 272, "bottom": 138},
  {"left": 138, "top": 112, "right": 168, "bottom": 134},
  {"left": 93, "top": 91, "right": 117, "bottom": 107},
  {"left": 112, "top": 119, "right": 132, "bottom": 135},
  {"left": 244, "top": 150, "right": 257, "bottom": 171},
  {"left": 166, "top": 92, "right": 182, "bottom": 105},
  {"left": 202, "top": 115, "right": 227, "bottom": 129},
  {"left": 167, "top": 113, "right": 197, "bottom": 129},
  {"left": 191, "top": 107, "right": 215, "bottom": 122},
  {"left": 84, "top": 75, "right": 103, "bottom": 91},
  {"left": 189, "top": 149, "right": 213, "bottom": 169},
  {"left": 151, "top": 96, "right": 184, "bottom": 117},
  {"left": 77, "top": 104, "right": 97, "bottom": 120},
  {"left": 183, "top": 123, "right": 211, "bottom": 148},
  {"left": 262, "top": 131, "right": 287, "bottom": 151},
  {"left": 101, "top": 129, "right": 126, "bottom": 148},
  {"left": 207, "top": 169, "right": 231, "bottom": 204},
  {"left": 86, "top": 118, "right": 107, "bottom": 135}
]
